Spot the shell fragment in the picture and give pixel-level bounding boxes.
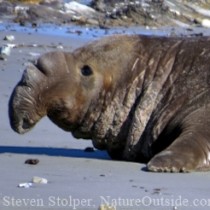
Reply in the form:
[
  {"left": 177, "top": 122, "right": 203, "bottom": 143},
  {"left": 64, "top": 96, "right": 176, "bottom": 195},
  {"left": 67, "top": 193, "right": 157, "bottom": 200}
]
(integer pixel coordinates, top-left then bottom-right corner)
[
  {"left": 18, "top": 182, "right": 33, "bottom": 188},
  {"left": 32, "top": 176, "right": 48, "bottom": 184}
]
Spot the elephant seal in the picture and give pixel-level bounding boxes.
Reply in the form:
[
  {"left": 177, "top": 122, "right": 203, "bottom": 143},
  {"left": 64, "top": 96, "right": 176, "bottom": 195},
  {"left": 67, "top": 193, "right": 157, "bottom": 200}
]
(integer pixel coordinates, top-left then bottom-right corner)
[{"left": 9, "top": 34, "right": 210, "bottom": 172}]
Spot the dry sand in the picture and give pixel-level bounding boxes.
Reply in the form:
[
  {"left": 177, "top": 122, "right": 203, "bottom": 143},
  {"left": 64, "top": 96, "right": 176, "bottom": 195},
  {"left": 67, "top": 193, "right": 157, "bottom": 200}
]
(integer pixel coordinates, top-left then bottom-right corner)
[{"left": 1, "top": 24, "right": 210, "bottom": 210}]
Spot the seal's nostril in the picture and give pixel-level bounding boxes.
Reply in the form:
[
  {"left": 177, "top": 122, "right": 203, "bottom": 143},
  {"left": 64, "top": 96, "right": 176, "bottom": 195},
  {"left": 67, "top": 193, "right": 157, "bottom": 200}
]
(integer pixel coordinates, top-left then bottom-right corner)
[{"left": 22, "top": 118, "right": 32, "bottom": 130}]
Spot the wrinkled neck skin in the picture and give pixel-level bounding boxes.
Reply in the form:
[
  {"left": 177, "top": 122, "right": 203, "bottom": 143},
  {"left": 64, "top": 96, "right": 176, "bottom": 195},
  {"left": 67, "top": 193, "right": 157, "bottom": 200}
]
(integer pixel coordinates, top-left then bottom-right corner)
[{"left": 72, "top": 36, "right": 183, "bottom": 161}]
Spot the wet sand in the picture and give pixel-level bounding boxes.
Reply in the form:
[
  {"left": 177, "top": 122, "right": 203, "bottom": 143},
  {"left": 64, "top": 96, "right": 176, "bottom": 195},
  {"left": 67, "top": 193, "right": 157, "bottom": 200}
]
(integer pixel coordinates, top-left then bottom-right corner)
[{"left": 1, "top": 24, "right": 210, "bottom": 210}]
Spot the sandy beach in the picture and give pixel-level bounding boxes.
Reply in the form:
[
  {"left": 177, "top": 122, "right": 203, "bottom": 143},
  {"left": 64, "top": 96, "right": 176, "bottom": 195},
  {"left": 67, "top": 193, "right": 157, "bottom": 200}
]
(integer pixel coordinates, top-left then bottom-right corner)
[{"left": 1, "top": 23, "right": 210, "bottom": 210}]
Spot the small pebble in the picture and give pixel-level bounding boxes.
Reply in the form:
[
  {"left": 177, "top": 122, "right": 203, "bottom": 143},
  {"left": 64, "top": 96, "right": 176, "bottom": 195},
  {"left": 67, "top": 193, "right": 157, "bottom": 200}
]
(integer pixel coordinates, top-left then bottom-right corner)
[
  {"left": 4, "top": 35, "right": 15, "bottom": 41},
  {"left": 0, "top": 45, "right": 11, "bottom": 57},
  {"left": 0, "top": 57, "right": 7, "bottom": 61},
  {"left": 25, "top": 159, "right": 39, "bottom": 165}
]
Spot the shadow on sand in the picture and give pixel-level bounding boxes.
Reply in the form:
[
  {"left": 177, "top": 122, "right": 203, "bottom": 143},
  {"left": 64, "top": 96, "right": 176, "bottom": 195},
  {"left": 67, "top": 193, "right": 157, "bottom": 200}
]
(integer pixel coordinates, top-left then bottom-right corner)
[{"left": 0, "top": 146, "right": 110, "bottom": 160}]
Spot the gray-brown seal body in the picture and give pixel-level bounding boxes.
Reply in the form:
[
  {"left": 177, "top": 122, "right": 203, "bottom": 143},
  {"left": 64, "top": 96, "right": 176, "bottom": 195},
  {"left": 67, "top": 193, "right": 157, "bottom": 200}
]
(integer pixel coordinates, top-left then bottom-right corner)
[{"left": 9, "top": 35, "right": 210, "bottom": 172}]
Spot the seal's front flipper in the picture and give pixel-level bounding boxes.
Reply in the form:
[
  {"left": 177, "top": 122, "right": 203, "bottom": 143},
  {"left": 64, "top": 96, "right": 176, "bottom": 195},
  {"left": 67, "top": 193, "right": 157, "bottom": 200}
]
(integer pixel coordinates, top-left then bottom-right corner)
[
  {"left": 147, "top": 109, "right": 210, "bottom": 172},
  {"left": 147, "top": 131, "right": 210, "bottom": 172}
]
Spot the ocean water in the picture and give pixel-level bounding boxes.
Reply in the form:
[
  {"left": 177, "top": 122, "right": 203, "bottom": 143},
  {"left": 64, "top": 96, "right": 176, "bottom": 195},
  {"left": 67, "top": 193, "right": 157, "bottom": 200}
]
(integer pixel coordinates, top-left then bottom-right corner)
[
  {"left": 0, "top": 22, "right": 173, "bottom": 38},
  {"left": 1, "top": 22, "right": 209, "bottom": 40}
]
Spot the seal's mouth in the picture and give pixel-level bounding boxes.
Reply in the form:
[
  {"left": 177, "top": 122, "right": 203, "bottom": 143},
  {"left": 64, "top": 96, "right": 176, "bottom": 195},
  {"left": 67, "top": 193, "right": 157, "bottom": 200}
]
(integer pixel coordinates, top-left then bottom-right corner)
[
  {"left": 15, "top": 118, "right": 35, "bottom": 134},
  {"left": 17, "top": 117, "right": 36, "bottom": 134},
  {"left": 9, "top": 99, "right": 36, "bottom": 134}
]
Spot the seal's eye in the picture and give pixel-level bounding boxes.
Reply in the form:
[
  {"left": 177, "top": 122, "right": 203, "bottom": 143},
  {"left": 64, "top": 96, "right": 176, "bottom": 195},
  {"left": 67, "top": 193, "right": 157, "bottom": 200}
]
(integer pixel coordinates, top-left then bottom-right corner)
[{"left": 81, "top": 65, "right": 93, "bottom": 76}]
